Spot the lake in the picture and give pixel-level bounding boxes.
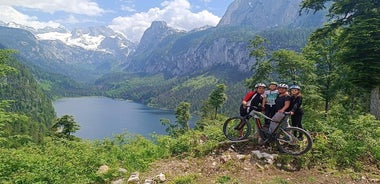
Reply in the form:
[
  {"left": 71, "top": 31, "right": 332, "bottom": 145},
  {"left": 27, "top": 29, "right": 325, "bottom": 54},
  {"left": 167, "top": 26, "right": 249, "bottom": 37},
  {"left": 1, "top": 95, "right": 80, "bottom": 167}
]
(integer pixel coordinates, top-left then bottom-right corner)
[{"left": 53, "top": 96, "right": 185, "bottom": 140}]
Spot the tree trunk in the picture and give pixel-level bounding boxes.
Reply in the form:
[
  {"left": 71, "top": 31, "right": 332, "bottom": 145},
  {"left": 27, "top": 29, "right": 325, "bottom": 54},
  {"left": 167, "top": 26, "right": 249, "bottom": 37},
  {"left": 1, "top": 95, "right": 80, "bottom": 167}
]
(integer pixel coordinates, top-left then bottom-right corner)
[
  {"left": 370, "top": 86, "right": 380, "bottom": 120},
  {"left": 214, "top": 107, "right": 218, "bottom": 120}
]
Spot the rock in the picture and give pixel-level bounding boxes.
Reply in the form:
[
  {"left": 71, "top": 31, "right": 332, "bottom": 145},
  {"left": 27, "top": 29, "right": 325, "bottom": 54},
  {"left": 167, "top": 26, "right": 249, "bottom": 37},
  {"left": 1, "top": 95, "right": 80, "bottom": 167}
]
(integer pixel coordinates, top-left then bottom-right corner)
[
  {"left": 112, "top": 178, "right": 125, "bottom": 184},
  {"left": 370, "top": 179, "right": 380, "bottom": 183},
  {"left": 118, "top": 168, "right": 128, "bottom": 174},
  {"left": 220, "top": 154, "right": 232, "bottom": 163},
  {"left": 144, "top": 179, "right": 154, "bottom": 184},
  {"left": 251, "top": 150, "right": 263, "bottom": 159},
  {"left": 154, "top": 173, "right": 166, "bottom": 182},
  {"left": 236, "top": 154, "right": 246, "bottom": 160},
  {"left": 251, "top": 150, "right": 278, "bottom": 165},
  {"left": 127, "top": 172, "right": 139, "bottom": 184},
  {"left": 97, "top": 165, "right": 109, "bottom": 175}
]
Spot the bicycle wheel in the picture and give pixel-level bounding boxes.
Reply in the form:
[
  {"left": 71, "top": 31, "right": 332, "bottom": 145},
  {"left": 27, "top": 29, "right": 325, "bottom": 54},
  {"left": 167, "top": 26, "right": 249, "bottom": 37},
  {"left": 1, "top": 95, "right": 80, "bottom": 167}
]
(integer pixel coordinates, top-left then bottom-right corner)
[
  {"left": 275, "top": 127, "right": 313, "bottom": 155},
  {"left": 223, "top": 116, "right": 251, "bottom": 141}
]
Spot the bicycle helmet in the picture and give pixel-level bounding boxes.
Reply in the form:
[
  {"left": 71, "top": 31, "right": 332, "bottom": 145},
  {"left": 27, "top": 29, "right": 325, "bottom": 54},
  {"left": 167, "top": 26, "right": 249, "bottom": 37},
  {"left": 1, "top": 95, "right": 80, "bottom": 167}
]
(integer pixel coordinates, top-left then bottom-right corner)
[
  {"left": 269, "top": 82, "right": 278, "bottom": 86},
  {"left": 255, "top": 83, "right": 266, "bottom": 88},
  {"left": 289, "top": 85, "right": 301, "bottom": 90},
  {"left": 278, "top": 83, "right": 288, "bottom": 89}
]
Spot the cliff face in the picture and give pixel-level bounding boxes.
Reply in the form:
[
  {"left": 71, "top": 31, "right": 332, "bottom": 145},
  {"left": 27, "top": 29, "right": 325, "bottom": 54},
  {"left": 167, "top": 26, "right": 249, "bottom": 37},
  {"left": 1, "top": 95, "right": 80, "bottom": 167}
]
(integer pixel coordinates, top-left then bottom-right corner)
[
  {"left": 218, "top": 0, "right": 325, "bottom": 29},
  {"left": 123, "top": 0, "right": 326, "bottom": 76}
]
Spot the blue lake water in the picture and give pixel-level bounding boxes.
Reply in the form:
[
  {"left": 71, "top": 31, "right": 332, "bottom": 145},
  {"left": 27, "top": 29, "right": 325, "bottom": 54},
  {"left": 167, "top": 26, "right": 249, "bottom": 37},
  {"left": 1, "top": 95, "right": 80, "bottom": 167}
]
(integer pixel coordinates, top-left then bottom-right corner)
[{"left": 53, "top": 96, "right": 184, "bottom": 140}]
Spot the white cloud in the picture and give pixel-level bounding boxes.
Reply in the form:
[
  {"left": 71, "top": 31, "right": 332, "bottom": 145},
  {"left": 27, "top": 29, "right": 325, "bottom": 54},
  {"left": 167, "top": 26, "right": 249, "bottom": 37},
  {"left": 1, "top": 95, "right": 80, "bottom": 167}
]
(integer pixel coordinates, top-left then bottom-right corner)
[
  {"left": 121, "top": 5, "right": 136, "bottom": 12},
  {"left": 0, "top": 5, "right": 61, "bottom": 29},
  {"left": 108, "top": 0, "right": 220, "bottom": 43},
  {"left": 0, "top": 0, "right": 104, "bottom": 16},
  {"left": 200, "top": 0, "right": 212, "bottom": 3}
]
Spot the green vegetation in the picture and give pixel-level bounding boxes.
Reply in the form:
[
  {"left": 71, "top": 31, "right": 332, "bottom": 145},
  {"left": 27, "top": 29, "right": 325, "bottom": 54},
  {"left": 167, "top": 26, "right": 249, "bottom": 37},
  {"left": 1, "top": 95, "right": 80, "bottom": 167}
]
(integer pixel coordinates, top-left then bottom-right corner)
[
  {"left": 0, "top": 50, "right": 55, "bottom": 143},
  {"left": 0, "top": 0, "right": 379, "bottom": 182}
]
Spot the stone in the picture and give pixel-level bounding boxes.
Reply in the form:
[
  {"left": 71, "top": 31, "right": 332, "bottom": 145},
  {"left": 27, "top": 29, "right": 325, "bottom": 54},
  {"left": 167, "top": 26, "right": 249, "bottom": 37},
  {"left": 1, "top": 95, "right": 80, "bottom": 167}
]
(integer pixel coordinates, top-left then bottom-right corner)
[
  {"left": 97, "top": 165, "right": 109, "bottom": 175},
  {"left": 154, "top": 173, "right": 166, "bottom": 182},
  {"left": 111, "top": 178, "right": 124, "bottom": 184},
  {"left": 220, "top": 154, "right": 232, "bottom": 163},
  {"left": 236, "top": 154, "right": 246, "bottom": 160},
  {"left": 144, "top": 179, "right": 154, "bottom": 184},
  {"left": 127, "top": 172, "right": 139, "bottom": 184},
  {"left": 118, "top": 168, "right": 128, "bottom": 174}
]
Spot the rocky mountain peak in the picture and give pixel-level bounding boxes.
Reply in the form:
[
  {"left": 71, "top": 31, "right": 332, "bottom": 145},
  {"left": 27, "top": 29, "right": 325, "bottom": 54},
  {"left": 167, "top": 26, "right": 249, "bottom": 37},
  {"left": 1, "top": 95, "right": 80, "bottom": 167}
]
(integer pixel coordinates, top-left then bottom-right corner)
[
  {"left": 137, "top": 21, "right": 180, "bottom": 51},
  {"left": 218, "top": 0, "right": 324, "bottom": 29}
]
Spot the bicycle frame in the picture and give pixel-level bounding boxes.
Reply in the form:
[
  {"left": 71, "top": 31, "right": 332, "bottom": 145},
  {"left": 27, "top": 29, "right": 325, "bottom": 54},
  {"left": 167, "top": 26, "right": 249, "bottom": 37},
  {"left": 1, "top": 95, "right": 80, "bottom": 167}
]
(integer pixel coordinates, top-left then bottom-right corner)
[{"left": 247, "top": 109, "right": 292, "bottom": 142}]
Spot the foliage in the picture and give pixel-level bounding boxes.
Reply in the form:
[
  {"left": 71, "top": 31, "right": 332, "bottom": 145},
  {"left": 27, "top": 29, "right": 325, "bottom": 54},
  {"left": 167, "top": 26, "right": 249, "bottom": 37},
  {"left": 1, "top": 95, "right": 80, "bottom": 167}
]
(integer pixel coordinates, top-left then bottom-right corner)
[
  {"left": 338, "top": 16, "right": 380, "bottom": 90},
  {"left": 169, "top": 174, "right": 199, "bottom": 184},
  {"left": 302, "top": 30, "right": 342, "bottom": 113},
  {"left": 0, "top": 49, "right": 55, "bottom": 144},
  {"left": 161, "top": 102, "right": 191, "bottom": 137},
  {"left": 0, "top": 49, "right": 17, "bottom": 77},
  {"left": 208, "top": 84, "right": 227, "bottom": 119},
  {"left": 52, "top": 115, "right": 80, "bottom": 140},
  {"left": 175, "top": 102, "right": 191, "bottom": 131},
  {"left": 300, "top": 0, "right": 380, "bottom": 119}
]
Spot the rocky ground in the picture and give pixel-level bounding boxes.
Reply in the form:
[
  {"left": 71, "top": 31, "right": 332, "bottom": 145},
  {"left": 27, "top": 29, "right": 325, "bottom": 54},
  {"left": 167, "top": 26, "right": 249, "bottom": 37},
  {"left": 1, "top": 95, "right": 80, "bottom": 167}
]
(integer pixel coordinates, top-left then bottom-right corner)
[{"left": 137, "top": 141, "right": 380, "bottom": 184}]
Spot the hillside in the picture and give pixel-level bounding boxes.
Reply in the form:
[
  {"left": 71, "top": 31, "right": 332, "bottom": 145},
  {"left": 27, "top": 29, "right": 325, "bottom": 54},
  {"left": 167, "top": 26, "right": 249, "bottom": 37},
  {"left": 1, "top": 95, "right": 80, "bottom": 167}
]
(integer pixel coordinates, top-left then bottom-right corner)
[{"left": 0, "top": 49, "right": 56, "bottom": 142}]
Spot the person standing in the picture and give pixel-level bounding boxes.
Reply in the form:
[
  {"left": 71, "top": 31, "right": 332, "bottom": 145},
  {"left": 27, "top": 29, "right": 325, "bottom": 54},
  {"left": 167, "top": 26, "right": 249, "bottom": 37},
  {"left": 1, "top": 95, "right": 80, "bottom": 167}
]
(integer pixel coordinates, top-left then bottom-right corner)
[
  {"left": 269, "top": 84, "right": 291, "bottom": 133},
  {"left": 289, "top": 85, "right": 304, "bottom": 132},
  {"left": 263, "top": 82, "right": 278, "bottom": 129}
]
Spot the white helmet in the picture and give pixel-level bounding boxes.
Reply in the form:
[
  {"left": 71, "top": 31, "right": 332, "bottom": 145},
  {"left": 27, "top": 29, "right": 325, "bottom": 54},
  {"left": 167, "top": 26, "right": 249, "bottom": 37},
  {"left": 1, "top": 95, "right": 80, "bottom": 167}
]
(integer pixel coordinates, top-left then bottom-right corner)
[
  {"left": 289, "top": 85, "right": 301, "bottom": 90},
  {"left": 278, "top": 84, "right": 288, "bottom": 89},
  {"left": 255, "top": 83, "right": 266, "bottom": 88}
]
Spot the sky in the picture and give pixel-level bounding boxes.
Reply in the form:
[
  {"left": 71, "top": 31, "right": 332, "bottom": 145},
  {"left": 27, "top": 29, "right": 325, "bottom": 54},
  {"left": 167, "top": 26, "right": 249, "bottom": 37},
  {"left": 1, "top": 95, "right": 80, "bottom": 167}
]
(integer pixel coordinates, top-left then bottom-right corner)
[{"left": 0, "top": 0, "right": 234, "bottom": 42}]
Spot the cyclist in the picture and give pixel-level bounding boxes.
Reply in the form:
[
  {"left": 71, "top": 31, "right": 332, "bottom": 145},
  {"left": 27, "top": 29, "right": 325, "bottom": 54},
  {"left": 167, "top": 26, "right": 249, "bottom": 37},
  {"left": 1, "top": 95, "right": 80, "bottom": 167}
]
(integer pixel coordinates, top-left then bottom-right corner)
[
  {"left": 240, "top": 83, "right": 266, "bottom": 117},
  {"left": 289, "top": 85, "right": 304, "bottom": 134},
  {"left": 238, "top": 83, "right": 266, "bottom": 138},
  {"left": 269, "top": 83, "right": 291, "bottom": 133},
  {"left": 263, "top": 82, "right": 278, "bottom": 129}
]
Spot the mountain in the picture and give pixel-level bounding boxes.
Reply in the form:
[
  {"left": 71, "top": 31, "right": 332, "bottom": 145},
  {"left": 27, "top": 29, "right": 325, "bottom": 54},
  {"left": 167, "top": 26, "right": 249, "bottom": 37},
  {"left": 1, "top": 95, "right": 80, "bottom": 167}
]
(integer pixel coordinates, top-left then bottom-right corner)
[
  {"left": 122, "top": 0, "right": 325, "bottom": 77},
  {"left": 0, "top": 26, "right": 135, "bottom": 82},
  {"left": 218, "top": 0, "right": 326, "bottom": 29}
]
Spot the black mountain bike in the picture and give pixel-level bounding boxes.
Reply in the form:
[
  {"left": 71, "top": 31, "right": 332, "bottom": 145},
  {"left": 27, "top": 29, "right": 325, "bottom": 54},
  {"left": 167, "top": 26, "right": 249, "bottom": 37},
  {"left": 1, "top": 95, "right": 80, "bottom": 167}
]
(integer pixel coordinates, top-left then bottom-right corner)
[{"left": 223, "top": 108, "right": 313, "bottom": 155}]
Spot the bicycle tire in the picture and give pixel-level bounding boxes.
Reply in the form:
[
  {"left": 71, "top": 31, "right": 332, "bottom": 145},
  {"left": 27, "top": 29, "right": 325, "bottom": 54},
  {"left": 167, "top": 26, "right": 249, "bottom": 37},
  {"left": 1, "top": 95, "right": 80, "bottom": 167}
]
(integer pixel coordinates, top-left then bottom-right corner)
[
  {"left": 275, "top": 127, "right": 313, "bottom": 155},
  {"left": 223, "top": 116, "right": 251, "bottom": 141}
]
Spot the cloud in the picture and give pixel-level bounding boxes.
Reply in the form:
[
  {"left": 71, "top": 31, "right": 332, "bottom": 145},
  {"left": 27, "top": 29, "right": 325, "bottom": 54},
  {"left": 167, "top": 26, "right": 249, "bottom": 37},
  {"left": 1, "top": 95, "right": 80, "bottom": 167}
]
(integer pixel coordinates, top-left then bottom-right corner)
[
  {"left": 0, "top": 5, "right": 61, "bottom": 29},
  {"left": 108, "top": 0, "right": 220, "bottom": 43},
  {"left": 200, "top": 0, "right": 212, "bottom": 3},
  {"left": 0, "top": 0, "right": 104, "bottom": 16},
  {"left": 120, "top": 5, "right": 136, "bottom": 12}
]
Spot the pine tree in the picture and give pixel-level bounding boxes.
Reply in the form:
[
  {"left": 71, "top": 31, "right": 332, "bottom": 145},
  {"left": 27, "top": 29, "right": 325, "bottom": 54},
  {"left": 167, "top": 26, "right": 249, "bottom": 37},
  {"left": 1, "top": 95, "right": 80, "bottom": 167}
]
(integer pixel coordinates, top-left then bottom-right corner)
[
  {"left": 208, "top": 84, "right": 227, "bottom": 119},
  {"left": 300, "top": 0, "right": 380, "bottom": 119}
]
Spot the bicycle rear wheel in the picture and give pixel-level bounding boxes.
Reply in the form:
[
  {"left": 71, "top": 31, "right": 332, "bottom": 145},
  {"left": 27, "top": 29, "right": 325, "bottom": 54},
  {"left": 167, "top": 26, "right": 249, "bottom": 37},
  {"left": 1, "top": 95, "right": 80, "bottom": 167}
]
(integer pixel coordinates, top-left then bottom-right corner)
[
  {"left": 275, "top": 127, "right": 313, "bottom": 155},
  {"left": 223, "top": 116, "right": 251, "bottom": 141}
]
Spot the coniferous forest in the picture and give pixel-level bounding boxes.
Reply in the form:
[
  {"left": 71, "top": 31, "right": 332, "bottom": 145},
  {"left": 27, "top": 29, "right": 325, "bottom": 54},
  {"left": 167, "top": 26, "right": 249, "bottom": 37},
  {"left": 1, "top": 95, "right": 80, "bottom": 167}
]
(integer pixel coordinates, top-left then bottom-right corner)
[{"left": 0, "top": 0, "right": 379, "bottom": 183}]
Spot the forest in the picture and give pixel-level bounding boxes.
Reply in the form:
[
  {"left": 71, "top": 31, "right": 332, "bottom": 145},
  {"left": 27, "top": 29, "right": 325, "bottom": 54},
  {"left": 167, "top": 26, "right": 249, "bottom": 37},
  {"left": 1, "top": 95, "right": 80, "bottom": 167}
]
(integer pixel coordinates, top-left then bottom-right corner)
[{"left": 0, "top": 0, "right": 379, "bottom": 183}]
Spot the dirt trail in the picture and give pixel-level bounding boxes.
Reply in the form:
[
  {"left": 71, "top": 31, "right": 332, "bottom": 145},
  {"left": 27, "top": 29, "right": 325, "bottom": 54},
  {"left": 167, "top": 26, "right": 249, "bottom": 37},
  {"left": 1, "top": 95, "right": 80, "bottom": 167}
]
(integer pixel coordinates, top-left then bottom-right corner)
[{"left": 140, "top": 141, "right": 380, "bottom": 184}]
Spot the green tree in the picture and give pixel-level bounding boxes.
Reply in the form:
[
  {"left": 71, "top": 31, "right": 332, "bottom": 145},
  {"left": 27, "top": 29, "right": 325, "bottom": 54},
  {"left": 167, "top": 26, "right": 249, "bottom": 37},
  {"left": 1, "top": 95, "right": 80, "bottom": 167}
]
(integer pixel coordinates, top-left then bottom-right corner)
[
  {"left": 52, "top": 115, "right": 80, "bottom": 140},
  {"left": 175, "top": 102, "right": 191, "bottom": 131},
  {"left": 0, "top": 50, "right": 17, "bottom": 78},
  {"left": 300, "top": 0, "right": 380, "bottom": 119},
  {"left": 208, "top": 84, "right": 227, "bottom": 119},
  {"left": 270, "top": 49, "right": 313, "bottom": 85},
  {"left": 246, "top": 35, "right": 273, "bottom": 88},
  {"left": 302, "top": 30, "right": 342, "bottom": 114}
]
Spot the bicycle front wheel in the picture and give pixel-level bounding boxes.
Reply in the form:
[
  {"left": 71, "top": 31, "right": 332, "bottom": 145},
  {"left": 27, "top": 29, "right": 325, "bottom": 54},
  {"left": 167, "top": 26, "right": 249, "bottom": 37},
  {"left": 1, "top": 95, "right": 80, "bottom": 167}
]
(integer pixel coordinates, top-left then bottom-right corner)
[
  {"left": 223, "top": 116, "right": 251, "bottom": 141},
  {"left": 275, "top": 127, "right": 313, "bottom": 155}
]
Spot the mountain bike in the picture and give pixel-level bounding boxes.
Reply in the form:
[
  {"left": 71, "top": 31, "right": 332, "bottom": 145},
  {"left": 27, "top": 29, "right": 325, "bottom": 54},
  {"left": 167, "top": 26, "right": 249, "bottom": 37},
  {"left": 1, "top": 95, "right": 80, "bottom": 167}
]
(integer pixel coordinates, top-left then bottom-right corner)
[{"left": 223, "top": 108, "right": 313, "bottom": 155}]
